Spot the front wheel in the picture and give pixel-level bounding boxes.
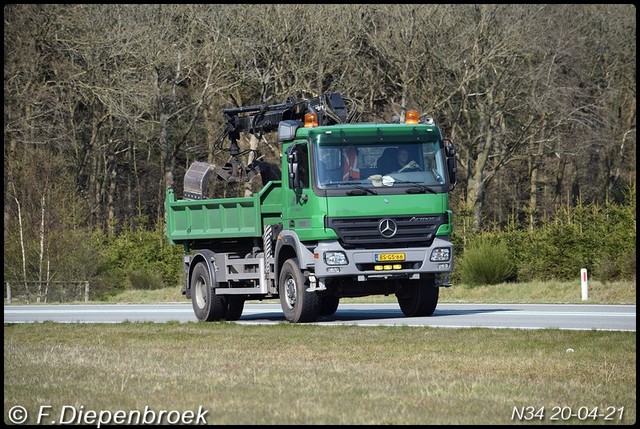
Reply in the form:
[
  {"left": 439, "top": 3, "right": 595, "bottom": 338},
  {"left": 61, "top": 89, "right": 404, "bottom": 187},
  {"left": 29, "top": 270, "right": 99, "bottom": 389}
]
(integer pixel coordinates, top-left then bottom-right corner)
[
  {"left": 191, "top": 262, "right": 227, "bottom": 321},
  {"left": 396, "top": 277, "right": 439, "bottom": 317},
  {"left": 279, "top": 258, "right": 321, "bottom": 323},
  {"left": 319, "top": 295, "right": 340, "bottom": 316}
]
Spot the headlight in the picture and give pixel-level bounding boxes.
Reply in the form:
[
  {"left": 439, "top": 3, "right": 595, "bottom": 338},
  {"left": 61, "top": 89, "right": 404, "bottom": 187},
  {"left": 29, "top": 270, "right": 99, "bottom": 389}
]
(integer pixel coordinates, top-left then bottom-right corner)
[
  {"left": 430, "top": 248, "right": 450, "bottom": 262},
  {"left": 324, "top": 251, "right": 348, "bottom": 266}
]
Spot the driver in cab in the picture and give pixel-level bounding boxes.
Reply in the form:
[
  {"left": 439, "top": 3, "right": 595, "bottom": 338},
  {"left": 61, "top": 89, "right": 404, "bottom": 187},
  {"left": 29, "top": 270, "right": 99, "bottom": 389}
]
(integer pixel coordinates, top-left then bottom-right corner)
[{"left": 393, "top": 148, "right": 420, "bottom": 173}]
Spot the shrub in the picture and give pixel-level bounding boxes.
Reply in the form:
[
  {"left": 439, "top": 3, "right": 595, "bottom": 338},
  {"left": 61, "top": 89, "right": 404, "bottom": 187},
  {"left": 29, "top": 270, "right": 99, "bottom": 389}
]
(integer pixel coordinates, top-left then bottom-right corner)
[
  {"left": 459, "top": 236, "right": 516, "bottom": 287},
  {"left": 98, "top": 227, "right": 183, "bottom": 290},
  {"left": 595, "top": 249, "right": 637, "bottom": 283},
  {"left": 127, "top": 268, "right": 165, "bottom": 290}
]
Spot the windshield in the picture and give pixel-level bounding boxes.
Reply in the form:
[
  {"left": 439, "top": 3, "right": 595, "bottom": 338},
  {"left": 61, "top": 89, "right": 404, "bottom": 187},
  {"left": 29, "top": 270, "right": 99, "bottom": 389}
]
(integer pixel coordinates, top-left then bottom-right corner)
[{"left": 314, "top": 141, "right": 446, "bottom": 191}]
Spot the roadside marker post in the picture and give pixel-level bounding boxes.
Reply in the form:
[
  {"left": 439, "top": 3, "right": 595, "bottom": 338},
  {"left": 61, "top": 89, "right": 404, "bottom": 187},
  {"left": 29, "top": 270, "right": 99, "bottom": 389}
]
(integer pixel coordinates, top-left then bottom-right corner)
[{"left": 581, "top": 268, "right": 588, "bottom": 301}]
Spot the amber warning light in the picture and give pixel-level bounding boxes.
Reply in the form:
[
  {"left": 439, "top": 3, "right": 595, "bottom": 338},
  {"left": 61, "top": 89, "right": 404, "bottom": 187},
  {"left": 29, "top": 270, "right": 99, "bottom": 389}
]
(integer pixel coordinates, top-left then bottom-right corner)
[
  {"left": 304, "top": 113, "right": 318, "bottom": 128},
  {"left": 405, "top": 110, "right": 420, "bottom": 124}
]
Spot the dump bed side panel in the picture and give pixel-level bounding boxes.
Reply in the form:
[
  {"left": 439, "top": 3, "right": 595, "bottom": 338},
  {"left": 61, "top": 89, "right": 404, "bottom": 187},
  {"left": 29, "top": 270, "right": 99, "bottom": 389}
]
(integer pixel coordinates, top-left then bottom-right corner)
[{"left": 165, "top": 182, "right": 283, "bottom": 245}]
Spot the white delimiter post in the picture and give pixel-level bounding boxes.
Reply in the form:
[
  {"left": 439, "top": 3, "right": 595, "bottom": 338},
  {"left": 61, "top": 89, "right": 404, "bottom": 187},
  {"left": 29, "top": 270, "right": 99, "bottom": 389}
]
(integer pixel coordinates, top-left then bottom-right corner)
[{"left": 581, "top": 268, "right": 588, "bottom": 301}]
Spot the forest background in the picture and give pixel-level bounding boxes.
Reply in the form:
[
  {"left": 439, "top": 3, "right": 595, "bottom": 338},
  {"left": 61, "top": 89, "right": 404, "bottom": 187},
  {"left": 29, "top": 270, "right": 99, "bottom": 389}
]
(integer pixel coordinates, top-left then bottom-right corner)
[{"left": 3, "top": 4, "right": 636, "bottom": 299}]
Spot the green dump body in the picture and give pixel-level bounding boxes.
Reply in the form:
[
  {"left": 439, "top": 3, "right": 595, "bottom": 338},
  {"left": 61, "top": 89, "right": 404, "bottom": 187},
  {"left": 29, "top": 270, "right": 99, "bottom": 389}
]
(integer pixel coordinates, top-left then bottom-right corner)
[{"left": 165, "top": 181, "right": 283, "bottom": 246}]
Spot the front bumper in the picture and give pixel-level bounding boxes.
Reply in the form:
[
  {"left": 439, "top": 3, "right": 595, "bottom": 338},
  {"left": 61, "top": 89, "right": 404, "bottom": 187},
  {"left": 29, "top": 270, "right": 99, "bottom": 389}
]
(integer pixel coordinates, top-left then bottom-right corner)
[{"left": 312, "top": 237, "right": 453, "bottom": 282}]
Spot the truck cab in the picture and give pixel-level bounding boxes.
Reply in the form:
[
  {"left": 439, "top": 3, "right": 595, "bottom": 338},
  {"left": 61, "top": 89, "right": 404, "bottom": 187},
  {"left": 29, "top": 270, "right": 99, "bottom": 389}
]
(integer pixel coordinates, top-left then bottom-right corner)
[{"left": 277, "top": 115, "right": 456, "bottom": 321}]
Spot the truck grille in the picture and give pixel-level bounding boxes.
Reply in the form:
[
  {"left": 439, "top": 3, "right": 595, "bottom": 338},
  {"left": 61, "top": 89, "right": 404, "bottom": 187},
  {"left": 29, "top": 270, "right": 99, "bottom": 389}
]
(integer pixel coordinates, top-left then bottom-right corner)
[{"left": 325, "top": 214, "right": 447, "bottom": 249}]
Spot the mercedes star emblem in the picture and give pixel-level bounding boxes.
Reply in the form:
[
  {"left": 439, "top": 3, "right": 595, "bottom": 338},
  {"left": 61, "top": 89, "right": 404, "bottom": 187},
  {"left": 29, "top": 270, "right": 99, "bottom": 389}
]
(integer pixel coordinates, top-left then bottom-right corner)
[{"left": 378, "top": 219, "right": 398, "bottom": 238}]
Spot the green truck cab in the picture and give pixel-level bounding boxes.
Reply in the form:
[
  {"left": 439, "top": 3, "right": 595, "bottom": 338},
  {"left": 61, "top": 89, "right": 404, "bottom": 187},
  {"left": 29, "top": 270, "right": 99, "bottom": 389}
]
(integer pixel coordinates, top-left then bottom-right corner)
[{"left": 165, "top": 93, "right": 457, "bottom": 323}]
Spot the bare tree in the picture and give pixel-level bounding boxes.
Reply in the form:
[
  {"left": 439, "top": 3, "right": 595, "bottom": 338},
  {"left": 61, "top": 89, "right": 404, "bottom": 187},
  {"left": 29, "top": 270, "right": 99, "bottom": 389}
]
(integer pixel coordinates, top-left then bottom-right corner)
[{"left": 4, "top": 3, "right": 635, "bottom": 244}]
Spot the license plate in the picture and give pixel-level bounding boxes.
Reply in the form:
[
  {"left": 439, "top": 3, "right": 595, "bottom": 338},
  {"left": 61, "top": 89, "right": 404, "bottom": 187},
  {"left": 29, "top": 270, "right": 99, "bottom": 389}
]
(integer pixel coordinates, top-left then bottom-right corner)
[{"left": 375, "top": 253, "right": 405, "bottom": 262}]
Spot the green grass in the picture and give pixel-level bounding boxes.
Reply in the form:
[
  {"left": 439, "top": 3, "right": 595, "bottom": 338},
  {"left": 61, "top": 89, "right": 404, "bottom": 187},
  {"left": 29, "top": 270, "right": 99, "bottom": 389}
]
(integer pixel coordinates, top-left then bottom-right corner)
[
  {"left": 438, "top": 279, "right": 636, "bottom": 305},
  {"left": 91, "top": 279, "right": 636, "bottom": 305},
  {"left": 4, "top": 323, "right": 636, "bottom": 425}
]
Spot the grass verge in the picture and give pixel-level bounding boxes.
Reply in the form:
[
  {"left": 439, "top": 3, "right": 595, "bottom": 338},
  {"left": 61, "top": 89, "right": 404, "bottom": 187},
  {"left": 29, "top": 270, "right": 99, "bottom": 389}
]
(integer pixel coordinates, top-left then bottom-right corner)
[
  {"left": 4, "top": 323, "right": 635, "bottom": 425},
  {"left": 88, "top": 279, "right": 636, "bottom": 305}
]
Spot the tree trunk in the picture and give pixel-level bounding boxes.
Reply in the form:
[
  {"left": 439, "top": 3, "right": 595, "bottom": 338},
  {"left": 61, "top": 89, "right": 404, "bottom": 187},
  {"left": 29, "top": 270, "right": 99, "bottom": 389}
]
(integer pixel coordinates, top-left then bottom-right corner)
[
  {"left": 553, "top": 155, "right": 568, "bottom": 207},
  {"left": 242, "top": 134, "right": 259, "bottom": 197},
  {"left": 465, "top": 87, "right": 495, "bottom": 231},
  {"left": 527, "top": 116, "right": 547, "bottom": 231},
  {"left": 12, "top": 185, "right": 29, "bottom": 302},
  {"left": 107, "top": 148, "right": 117, "bottom": 236},
  {"left": 38, "top": 193, "right": 46, "bottom": 303}
]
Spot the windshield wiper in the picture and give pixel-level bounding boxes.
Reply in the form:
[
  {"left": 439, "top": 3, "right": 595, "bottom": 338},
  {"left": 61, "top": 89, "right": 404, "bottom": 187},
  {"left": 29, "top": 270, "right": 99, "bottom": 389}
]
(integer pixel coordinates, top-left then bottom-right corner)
[
  {"left": 431, "top": 168, "right": 443, "bottom": 183},
  {"left": 406, "top": 186, "right": 436, "bottom": 194},
  {"left": 346, "top": 185, "right": 378, "bottom": 196},
  {"left": 393, "top": 180, "right": 437, "bottom": 194}
]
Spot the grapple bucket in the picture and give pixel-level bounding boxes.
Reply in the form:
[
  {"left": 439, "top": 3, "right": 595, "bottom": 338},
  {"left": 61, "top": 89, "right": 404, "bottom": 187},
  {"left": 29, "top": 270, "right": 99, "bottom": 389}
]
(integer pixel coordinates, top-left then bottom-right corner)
[{"left": 183, "top": 161, "right": 215, "bottom": 200}]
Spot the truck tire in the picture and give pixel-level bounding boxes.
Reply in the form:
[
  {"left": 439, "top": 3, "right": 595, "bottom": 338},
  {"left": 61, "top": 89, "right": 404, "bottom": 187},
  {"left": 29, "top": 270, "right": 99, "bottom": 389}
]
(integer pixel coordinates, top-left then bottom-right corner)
[
  {"left": 225, "top": 296, "right": 245, "bottom": 321},
  {"left": 319, "top": 295, "right": 340, "bottom": 316},
  {"left": 279, "top": 258, "right": 321, "bottom": 323},
  {"left": 396, "top": 280, "right": 439, "bottom": 317},
  {"left": 191, "top": 262, "right": 227, "bottom": 322}
]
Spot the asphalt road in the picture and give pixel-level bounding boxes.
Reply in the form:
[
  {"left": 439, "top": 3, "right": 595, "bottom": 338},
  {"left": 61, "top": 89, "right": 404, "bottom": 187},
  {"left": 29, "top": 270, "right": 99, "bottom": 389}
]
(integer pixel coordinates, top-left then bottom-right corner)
[{"left": 3, "top": 303, "right": 636, "bottom": 331}]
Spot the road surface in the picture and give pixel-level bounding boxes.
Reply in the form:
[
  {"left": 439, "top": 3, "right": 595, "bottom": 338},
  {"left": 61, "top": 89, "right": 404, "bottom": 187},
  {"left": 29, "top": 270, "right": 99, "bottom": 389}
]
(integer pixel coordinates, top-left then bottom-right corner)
[{"left": 3, "top": 303, "right": 635, "bottom": 331}]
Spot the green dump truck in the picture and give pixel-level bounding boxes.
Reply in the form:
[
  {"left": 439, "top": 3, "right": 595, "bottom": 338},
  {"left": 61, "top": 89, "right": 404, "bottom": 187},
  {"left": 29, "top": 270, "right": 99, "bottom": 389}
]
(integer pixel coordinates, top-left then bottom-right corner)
[{"left": 165, "top": 93, "right": 458, "bottom": 323}]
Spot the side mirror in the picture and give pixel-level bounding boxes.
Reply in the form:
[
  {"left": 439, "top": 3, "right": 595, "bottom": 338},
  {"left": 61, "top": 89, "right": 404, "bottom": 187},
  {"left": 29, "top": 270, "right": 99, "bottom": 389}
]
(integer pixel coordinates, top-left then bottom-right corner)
[
  {"left": 444, "top": 139, "right": 457, "bottom": 191},
  {"left": 286, "top": 145, "right": 301, "bottom": 189}
]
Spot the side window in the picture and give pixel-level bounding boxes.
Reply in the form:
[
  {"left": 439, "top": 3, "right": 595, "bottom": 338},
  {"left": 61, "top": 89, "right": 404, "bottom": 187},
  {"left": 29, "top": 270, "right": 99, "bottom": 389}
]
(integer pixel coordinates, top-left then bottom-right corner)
[{"left": 316, "top": 147, "right": 343, "bottom": 185}]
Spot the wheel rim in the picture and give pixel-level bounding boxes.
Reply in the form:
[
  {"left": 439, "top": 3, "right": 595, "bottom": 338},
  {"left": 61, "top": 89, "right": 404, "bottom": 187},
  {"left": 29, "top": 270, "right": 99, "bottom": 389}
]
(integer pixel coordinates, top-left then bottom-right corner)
[
  {"left": 195, "top": 276, "right": 207, "bottom": 309},
  {"left": 284, "top": 275, "right": 297, "bottom": 309}
]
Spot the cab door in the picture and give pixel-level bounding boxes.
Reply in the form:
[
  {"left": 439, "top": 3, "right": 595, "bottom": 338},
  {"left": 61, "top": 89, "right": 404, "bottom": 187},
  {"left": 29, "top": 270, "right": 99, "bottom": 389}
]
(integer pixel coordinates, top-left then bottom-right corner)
[{"left": 284, "top": 143, "right": 327, "bottom": 241}]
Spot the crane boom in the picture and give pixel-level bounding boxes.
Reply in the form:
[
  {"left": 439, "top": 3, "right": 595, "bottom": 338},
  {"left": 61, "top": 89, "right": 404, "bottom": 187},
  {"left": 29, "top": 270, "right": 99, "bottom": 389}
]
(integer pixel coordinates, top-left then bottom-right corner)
[{"left": 185, "top": 93, "right": 356, "bottom": 198}]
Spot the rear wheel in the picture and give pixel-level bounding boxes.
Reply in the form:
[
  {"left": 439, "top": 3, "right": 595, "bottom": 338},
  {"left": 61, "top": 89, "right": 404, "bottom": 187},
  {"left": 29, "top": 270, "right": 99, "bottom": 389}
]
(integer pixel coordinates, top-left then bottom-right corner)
[
  {"left": 191, "top": 262, "right": 227, "bottom": 321},
  {"left": 396, "top": 276, "right": 439, "bottom": 317},
  {"left": 279, "top": 258, "right": 321, "bottom": 323},
  {"left": 225, "top": 296, "right": 245, "bottom": 321}
]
